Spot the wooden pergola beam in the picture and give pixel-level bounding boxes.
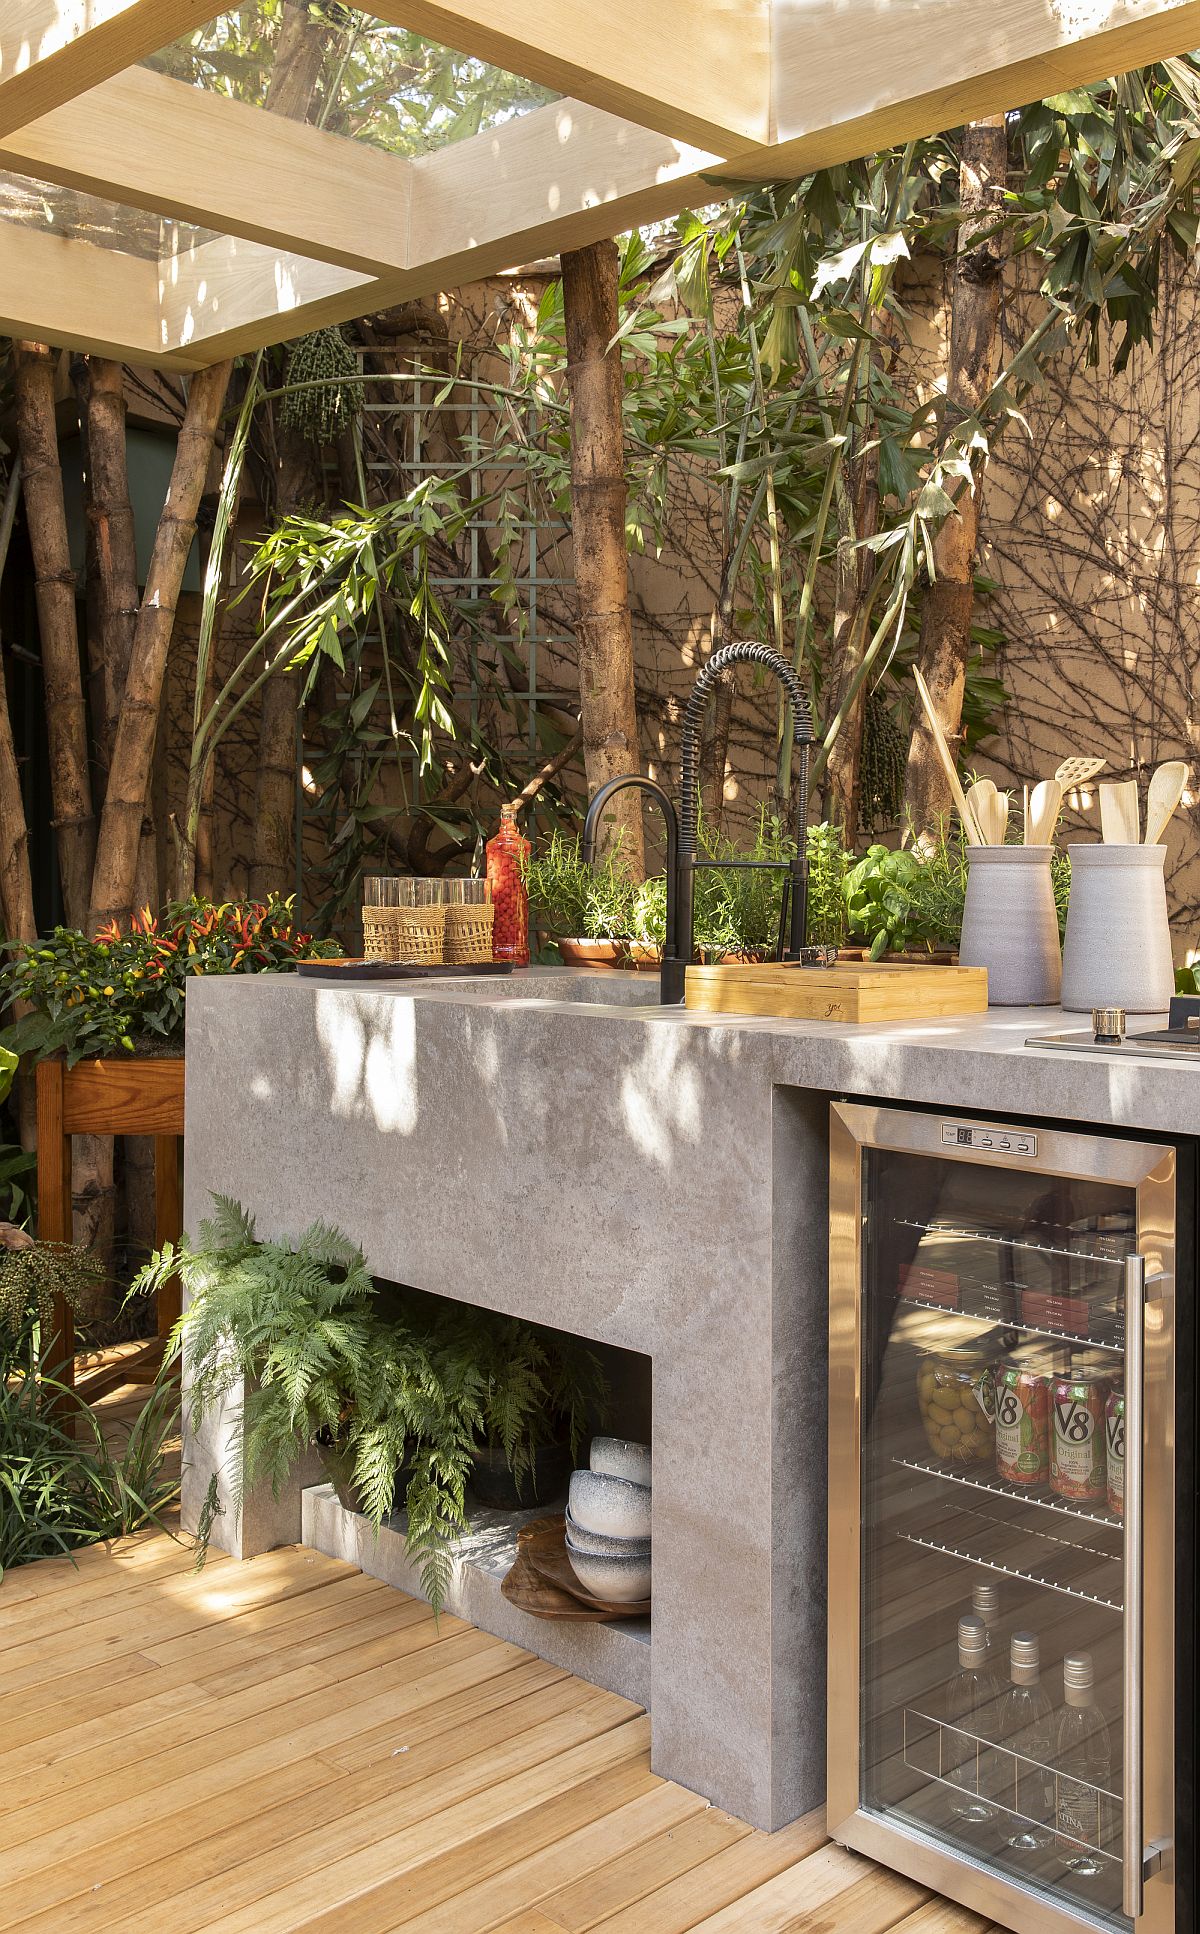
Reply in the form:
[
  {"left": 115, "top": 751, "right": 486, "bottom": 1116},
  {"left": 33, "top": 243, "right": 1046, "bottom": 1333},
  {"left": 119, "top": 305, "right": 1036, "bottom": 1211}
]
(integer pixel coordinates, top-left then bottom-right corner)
[
  {"left": 0, "top": 0, "right": 204, "bottom": 136},
  {"left": 0, "top": 65, "right": 413, "bottom": 277},
  {"left": 367, "top": 0, "right": 771, "bottom": 152},
  {"left": 157, "top": 234, "right": 378, "bottom": 360},
  {"left": 0, "top": 220, "right": 166, "bottom": 362},
  {"left": 763, "top": 0, "right": 1200, "bottom": 176},
  {"left": 408, "top": 99, "right": 716, "bottom": 286}
]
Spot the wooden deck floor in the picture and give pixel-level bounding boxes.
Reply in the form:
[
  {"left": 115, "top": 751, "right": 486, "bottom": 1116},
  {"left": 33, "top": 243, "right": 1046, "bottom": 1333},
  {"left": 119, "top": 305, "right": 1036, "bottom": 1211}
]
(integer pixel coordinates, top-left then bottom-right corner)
[{"left": 0, "top": 1533, "right": 1000, "bottom": 1934}]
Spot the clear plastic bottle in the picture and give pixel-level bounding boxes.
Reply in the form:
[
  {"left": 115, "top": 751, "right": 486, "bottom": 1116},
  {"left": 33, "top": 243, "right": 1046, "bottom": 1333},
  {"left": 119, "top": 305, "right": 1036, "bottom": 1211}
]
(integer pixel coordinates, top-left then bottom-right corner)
[
  {"left": 944, "top": 1612, "right": 1004, "bottom": 1823},
  {"left": 1055, "top": 1651, "right": 1113, "bottom": 1875},
  {"left": 997, "top": 1631, "right": 1054, "bottom": 1851}
]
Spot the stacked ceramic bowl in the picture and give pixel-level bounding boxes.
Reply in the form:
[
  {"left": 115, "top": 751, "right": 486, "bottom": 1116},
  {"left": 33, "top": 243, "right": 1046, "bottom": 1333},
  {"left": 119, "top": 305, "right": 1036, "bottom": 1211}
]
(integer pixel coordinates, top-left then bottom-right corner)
[{"left": 565, "top": 1436, "right": 651, "bottom": 1604}]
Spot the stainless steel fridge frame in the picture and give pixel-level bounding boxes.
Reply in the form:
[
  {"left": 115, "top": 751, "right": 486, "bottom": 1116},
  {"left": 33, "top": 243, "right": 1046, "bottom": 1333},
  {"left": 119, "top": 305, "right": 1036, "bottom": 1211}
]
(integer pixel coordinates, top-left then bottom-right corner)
[{"left": 828, "top": 1101, "right": 1177, "bottom": 1934}]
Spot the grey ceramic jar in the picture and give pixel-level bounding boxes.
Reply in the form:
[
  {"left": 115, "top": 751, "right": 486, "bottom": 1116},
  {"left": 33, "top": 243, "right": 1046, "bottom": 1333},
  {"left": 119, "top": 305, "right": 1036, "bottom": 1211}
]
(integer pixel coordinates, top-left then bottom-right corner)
[
  {"left": 958, "top": 844, "right": 1062, "bottom": 1006},
  {"left": 1061, "top": 842, "right": 1173, "bottom": 1013}
]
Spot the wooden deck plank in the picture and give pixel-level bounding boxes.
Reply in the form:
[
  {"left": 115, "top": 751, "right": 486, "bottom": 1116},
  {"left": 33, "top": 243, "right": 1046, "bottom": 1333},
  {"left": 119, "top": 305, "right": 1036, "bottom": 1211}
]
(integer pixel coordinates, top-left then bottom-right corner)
[
  {"left": 176, "top": 1718, "right": 652, "bottom": 1934},
  {"left": 0, "top": 1626, "right": 521, "bottom": 1874},
  {"left": 0, "top": 1530, "right": 994, "bottom": 1934},
  {"left": 291, "top": 1770, "right": 705, "bottom": 1934},
  {"left": 0, "top": 1547, "right": 357, "bottom": 1692},
  {"left": 0, "top": 1640, "right": 556, "bottom": 1927},
  {"left": 11, "top": 1666, "right": 607, "bottom": 1934},
  {"left": 583, "top": 1809, "right": 832, "bottom": 1933},
  {"left": 0, "top": 1573, "right": 391, "bottom": 1755},
  {"left": 534, "top": 1805, "right": 754, "bottom": 1930},
  {"left": 0, "top": 1599, "right": 483, "bottom": 1815}
]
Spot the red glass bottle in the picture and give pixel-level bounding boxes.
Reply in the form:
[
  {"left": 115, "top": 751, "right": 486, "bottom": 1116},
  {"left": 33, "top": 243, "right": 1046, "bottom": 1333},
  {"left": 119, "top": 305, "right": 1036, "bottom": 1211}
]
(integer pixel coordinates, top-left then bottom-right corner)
[{"left": 486, "top": 803, "right": 530, "bottom": 966}]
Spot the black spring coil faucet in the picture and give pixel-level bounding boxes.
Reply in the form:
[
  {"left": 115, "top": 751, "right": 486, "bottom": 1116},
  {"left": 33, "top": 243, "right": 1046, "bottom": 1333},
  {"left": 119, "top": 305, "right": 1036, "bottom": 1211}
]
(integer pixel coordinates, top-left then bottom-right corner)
[{"left": 582, "top": 643, "right": 815, "bottom": 1004}]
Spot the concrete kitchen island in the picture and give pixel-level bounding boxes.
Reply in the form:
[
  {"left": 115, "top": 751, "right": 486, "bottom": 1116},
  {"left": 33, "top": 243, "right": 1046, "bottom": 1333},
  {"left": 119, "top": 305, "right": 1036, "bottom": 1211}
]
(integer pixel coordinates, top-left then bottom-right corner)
[{"left": 182, "top": 967, "right": 1189, "bottom": 1831}]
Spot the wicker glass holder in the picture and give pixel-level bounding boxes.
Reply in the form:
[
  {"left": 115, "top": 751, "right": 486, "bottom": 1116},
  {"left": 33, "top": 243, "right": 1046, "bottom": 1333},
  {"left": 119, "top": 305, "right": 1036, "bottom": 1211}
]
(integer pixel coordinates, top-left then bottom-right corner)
[
  {"left": 444, "top": 903, "right": 495, "bottom": 964},
  {"left": 362, "top": 877, "right": 448, "bottom": 964},
  {"left": 362, "top": 904, "right": 446, "bottom": 964},
  {"left": 441, "top": 878, "right": 493, "bottom": 965}
]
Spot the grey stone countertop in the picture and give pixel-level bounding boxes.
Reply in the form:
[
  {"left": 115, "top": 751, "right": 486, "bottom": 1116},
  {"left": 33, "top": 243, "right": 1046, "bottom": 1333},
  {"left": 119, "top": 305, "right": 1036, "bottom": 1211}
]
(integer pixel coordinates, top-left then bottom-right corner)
[{"left": 275, "top": 962, "right": 1190, "bottom": 1137}]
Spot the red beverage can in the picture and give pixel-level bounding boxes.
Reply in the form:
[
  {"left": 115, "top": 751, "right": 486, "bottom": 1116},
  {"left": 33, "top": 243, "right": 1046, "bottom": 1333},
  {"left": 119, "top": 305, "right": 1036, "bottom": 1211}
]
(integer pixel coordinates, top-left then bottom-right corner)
[
  {"left": 1050, "top": 1370, "right": 1108, "bottom": 1504},
  {"left": 994, "top": 1361, "right": 1050, "bottom": 1486},
  {"left": 1105, "top": 1387, "right": 1125, "bottom": 1519}
]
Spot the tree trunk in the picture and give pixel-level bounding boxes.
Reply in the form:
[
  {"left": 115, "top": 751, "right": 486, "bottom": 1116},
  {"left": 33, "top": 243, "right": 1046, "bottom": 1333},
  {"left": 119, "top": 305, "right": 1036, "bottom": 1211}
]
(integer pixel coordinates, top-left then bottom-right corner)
[
  {"left": 13, "top": 342, "right": 95, "bottom": 926},
  {"left": 0, "top": 461, "right": 35, "bottom": 947},
  {"left": 88, "top": 361, "right": 231, "bottom": 934},
  {"left": 823, "top": 441, "right": 881, "bottom": 835},
  {"left": 250, "top": 426, "right": 321, "bottom": 901},
  {"left": 84, "top": 359, "right": 140, "bottom": 795},
  {"left": 905, "top": 118, "right": 1008, "bottom": 836},
  {"left": 246, "top": 1, "right": 333, "bottom": 903},
  {"left": 561, "top": 241, "right": 645, "bottom": 878}
]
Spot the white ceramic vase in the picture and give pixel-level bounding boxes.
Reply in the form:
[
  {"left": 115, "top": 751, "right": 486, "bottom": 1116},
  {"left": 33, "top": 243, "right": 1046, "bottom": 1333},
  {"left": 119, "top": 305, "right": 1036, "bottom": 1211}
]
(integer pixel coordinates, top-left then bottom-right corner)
[
  {"left": 1060, "top": 843, "right": 1174, "bottom": 1014},
  {"left": 958, "top": 845, "right": 1062, "bottom": 1006}
]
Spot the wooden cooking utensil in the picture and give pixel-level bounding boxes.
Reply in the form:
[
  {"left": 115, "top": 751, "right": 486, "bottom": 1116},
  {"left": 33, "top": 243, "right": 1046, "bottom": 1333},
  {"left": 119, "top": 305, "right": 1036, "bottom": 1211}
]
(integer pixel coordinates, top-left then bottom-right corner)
[
  {"left": 1054, "top": 756, "right": 1107, "bottom": 790},
  {"left": 966, "top": 779, "right": 998, "bottom": 843},
  {"left": 1025, "top": 779, "right": 1062, "bottom": 847},
  {"left": 1144, "top": 760, "right": 1189, "bottom": 845},
  {"left": 913, "top": 668, "right": 982, "bottom": 845},
  {"left": 993, "top": 792, "right": 1011, "bottom": 845},
  {"left": 1099, "top": 779, "right": 1140, "bottom": 844}
]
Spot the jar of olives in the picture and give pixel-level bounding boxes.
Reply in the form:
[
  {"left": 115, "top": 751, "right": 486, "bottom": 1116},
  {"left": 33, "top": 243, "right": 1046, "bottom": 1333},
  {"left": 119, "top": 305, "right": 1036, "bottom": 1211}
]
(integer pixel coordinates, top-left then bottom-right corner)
[{"left": 916, "top": 1347, "right": 995, "bottom": 1466}]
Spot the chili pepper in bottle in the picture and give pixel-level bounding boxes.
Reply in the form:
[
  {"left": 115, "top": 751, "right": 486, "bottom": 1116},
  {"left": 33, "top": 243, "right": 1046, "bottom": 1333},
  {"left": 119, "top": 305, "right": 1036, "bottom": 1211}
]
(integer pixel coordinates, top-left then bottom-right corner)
[{"left": 486, "top": 803, "right": 530, "bottom": 966}]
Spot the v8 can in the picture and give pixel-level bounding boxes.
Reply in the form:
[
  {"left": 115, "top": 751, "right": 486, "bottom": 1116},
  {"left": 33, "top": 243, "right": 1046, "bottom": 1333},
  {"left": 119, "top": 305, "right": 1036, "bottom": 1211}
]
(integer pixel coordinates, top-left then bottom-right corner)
[
  {"left": 1051, "top": 1370, "right": 1108, "bottom": 1505},
  {"left": 1106, "top": 1387, "right": 1125, "bottom": 1519},
  {"left": 994, "top": 1361, "right": 1050, "bottom": 1487}
]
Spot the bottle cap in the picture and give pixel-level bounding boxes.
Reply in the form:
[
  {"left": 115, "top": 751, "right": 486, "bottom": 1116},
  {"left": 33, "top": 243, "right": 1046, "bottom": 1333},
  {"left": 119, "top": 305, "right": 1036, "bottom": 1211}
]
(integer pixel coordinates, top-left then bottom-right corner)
[
  {"left": 1063, "top": 1652, "right": 1094, "bottom": 1692},
  {"left": 972, "top": 1582, "right": 1000, "bottom": 1620},
  {"left": 958, "top": 1613, "right": 989, "bottom": 1663},
  {"left": 1010, "top": 1631, "right": 1040, "bottom": 1668}
]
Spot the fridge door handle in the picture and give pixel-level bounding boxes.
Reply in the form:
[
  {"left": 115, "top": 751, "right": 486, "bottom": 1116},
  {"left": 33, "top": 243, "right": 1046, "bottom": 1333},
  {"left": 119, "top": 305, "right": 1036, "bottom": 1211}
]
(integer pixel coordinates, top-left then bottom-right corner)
[{"left": 1123, "top": 1252, "right": 1147, "bottom": 1923}]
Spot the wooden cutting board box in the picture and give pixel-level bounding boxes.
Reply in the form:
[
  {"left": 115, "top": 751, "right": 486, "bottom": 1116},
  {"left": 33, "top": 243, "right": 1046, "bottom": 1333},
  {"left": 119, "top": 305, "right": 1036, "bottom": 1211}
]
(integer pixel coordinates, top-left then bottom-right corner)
[{"left": 683, "top": 959, "right": 988, "bottom": 1023}]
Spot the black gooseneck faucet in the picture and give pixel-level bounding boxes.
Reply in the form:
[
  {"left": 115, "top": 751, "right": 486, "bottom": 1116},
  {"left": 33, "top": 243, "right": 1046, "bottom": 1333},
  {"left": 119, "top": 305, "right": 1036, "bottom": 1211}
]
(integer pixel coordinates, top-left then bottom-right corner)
[{"left": 582, "top": 642, "right": 816, "bottom": 1005}]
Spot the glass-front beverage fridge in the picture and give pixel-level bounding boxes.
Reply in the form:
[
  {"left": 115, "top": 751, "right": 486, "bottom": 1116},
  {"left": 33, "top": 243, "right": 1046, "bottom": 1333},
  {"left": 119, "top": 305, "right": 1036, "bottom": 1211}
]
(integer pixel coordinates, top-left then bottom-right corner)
[{"left": 827, "top": 1104, "right": 1196, "bottom": 1934}]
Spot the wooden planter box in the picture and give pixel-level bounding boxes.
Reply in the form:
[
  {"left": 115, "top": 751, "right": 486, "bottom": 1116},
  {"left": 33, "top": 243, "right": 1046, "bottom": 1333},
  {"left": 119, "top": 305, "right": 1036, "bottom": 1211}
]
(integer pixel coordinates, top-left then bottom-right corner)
[{"left": 36, "top": 1056, "right": 184, "bottom": 1394}]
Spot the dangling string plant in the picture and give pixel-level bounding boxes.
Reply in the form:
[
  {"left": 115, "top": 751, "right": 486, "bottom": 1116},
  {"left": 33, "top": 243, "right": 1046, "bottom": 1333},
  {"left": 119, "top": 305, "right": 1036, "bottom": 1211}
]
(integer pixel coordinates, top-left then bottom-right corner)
[{"left": 279, "top": 327, "right": 362, "bottom": 443}]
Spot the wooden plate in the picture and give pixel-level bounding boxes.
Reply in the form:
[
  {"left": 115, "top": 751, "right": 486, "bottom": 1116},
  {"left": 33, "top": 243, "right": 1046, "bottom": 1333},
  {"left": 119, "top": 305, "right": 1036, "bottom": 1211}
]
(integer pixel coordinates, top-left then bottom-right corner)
[
  {"left": 295, "top": 959, "right": 513, "bottom": 981},
  {"left": 516, "top": 1515, "right": 650, "bottom": 1618}
]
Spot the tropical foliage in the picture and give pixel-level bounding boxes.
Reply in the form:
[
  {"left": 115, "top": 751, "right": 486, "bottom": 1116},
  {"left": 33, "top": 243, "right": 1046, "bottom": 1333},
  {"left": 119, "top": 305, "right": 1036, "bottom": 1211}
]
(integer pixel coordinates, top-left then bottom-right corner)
[
  {"left": 141, "top": 1199, "right": 609, "bottom": 1611},
  {"left": 0, "top": 1261, "right": 179, "bottom": 1574}
]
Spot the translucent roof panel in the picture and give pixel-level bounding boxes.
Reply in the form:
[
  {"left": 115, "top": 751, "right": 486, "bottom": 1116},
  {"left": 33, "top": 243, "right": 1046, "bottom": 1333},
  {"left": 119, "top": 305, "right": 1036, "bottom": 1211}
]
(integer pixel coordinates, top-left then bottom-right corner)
[
  {"left": 144, "top": 5, "right": 558, "bottom": 158},
  {"left": 0, "top": 171, "right": 217, "bottom": 259}
]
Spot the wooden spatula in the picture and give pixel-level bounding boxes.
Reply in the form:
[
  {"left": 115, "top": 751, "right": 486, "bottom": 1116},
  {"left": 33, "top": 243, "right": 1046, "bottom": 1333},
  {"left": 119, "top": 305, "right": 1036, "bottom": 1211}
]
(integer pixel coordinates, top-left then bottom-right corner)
[
  {"left": 1144, "top": 760, "right": 1188, "bottom": 844},
  {"left": 1055, "top": 756, "right": 1107, "bottom": 790},
  {"left": 1026, "top": 779, "right": 1062, "bottom": 846},
  {"left": 913, "top": 668, "right": 982, "bottom": 845},
  {"left": 966, "top": 779, "right": 998, "bottom": 843},
  {"left": 1099, "top": 779, "right": 1140, "bottom": 844}
]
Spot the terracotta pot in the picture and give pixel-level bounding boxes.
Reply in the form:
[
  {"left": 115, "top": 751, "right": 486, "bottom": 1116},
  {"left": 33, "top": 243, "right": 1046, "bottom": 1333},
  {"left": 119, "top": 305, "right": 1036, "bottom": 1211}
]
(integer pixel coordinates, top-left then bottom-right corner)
[
  {"left": 556, "top": 938, "right": 628, "bottom": 968},
  {"left": 626, "top": 942, "right": 661, "bottom": 971}
]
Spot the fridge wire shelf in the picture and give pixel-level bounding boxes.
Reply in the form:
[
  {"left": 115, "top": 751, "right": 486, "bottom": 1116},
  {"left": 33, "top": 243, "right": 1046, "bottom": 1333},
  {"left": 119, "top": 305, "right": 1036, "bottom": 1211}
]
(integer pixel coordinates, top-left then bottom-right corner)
[
  {"left": 895, "top": 1496, "right": 1124, "bottom": 1611},
  {"left": 894, "top": 1217, "right": 1132, "bottom": 1270},
  {"left": 902, "top": 1706, "right": 1123, "bottom": 1869},
  {"left": 896, "top": 1289, "right": 1124, "bottom": 1355},
  {"left": 893, "top": 1455, "right": 1123, "bottom": 1533}
]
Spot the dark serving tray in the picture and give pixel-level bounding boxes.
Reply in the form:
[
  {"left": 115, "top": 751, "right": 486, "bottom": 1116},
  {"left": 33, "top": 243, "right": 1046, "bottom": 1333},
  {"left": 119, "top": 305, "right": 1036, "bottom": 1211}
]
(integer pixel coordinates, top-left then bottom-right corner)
[{"left": 296, "top": 958, "right": 513, "bottom": 981}]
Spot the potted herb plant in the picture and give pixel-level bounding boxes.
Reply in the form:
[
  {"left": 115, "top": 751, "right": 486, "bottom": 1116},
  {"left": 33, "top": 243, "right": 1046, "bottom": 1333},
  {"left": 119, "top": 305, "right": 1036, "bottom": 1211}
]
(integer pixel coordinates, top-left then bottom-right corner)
[{"left": 523, "top": 832, "right": 636, "bottom": 967}]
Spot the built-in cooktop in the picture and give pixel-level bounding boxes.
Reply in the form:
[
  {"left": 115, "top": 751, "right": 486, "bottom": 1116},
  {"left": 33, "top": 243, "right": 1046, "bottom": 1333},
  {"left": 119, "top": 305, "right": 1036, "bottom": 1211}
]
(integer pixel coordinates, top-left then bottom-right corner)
[{"left": 1028, "top": 994, "right": 1200, "bottom": 1060}]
